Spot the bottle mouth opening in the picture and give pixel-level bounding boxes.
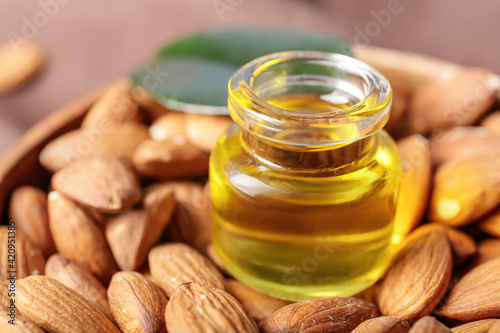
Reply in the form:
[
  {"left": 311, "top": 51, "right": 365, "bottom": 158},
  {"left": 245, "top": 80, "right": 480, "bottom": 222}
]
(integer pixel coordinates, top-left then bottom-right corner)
[{"left": 228, "top": 51, "right": 392, "bottom": 149}]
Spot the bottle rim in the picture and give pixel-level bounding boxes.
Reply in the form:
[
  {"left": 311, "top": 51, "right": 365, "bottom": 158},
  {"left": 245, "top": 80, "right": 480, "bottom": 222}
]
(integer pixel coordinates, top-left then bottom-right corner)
[{"left": 228, "top": 51, "right": 392, "bottom": 149}]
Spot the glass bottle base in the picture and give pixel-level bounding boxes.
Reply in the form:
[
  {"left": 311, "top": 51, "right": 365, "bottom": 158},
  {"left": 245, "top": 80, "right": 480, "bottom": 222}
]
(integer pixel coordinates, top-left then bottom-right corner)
[{"left": 213, "top": 239, "right": 390, "bottom": 302}]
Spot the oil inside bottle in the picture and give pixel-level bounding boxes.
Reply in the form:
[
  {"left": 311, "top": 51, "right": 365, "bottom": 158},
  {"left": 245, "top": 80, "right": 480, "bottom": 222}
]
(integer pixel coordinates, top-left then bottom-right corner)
[{"left": 210, "top": 90, "right": 400, "bottom": 301}]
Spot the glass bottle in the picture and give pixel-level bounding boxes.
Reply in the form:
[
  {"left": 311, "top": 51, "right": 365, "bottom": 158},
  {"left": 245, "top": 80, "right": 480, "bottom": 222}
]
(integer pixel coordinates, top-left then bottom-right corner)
[{"left": 210, "top": 51, "right": 401, "bottom": 301}]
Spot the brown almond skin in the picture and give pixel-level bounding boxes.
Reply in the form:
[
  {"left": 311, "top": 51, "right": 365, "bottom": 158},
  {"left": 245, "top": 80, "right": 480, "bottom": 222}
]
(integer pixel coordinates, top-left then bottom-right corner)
[
  {"left": 0, "top": 282, "right": 10, "bottom": 314},
  {"left": 161, "top": 181, "right": 212, "bottom": 254},
  {"left": 436, "top": 257, "right": 500, "bottom": 321},
  {"left": 479, "top": 208, "right": 500, "bottom": 238},
  {"left": 206, "top": 242, "right": 230, "bottom": 275},
  {"left": 445, "top": 227, "right": 477, "bottom": 267},
  {"left": 0, "top": 225, "right": 45, "bottom": 279},
  {"left": 165, "top": 282, "right": 258, "bottom": 333},
  {"left": 108, "top": 271, "right": 168, "bottom": 333},
  {"left": 0, "top": 41, "right": 44, "bottom": 95},
  {"left": 430, "top": 126, "right": 500, "bottom": 166},
  {"left": 393, "top": 134, "right": 432, "bottom": 244},
  {"left": 0, "top": 313, "right": 45, "bottom": 333},
  {"left": 407, "top": 69, "right": 499, "bottom": 134},
  {"left": 377, "top": 224, "right": 452, "bottom": 323},
  {"left": 51, "top": 156, "right": 141, "bottom": 213},
  {"left": 148, "top": 243, "right": 227, "bottom": 297},
  {"left": 132, "top": 138, "right": 210, "bottom": 180},
  {"left": 451, "top": 319, "right": 498, "bottom": 333},
  {"left": 81, "top": 80, "right": 142, "bottom": 129},
  {"left": 39, "top": 123, "right": 150, "bottom": 173},
  {"left": 352, "top": 45, "right": 461, "bottom": 93},
  {"left": 480, "top": 111, "right": 500, "bottom": 135},
  {"left": 17, "top": 276, "right": 119, "bottom": 333},
  {"left": 45, "top": 254, "right": 114, "bottom": 323},
  {"left": 260, "top": 297, "right": 379, "bottom": 333},
  {"left": 130, "top": 86, "right": 170, "bottom": 120},
  {"left": 429, "top": 154, "right": 500, "bottom": 227},
  {"left": 47, "top": 191, "right": 118, "bottom": 284},
  {"left": 105, "top": 184, "right": 176, "bottom": 271},
  {"left": 488, "top": 320, "right": 500, "bottom": 333},
  {"left": 185, "top": 114, "right": 233, "bottom": 152},
  {"left": 473, "top": 238, "right": 500, "bottom": 267},
  {"left": 408, "top": 316, "right": 451, "bottom": 333},
  {"left": 106, "top": 210, "right": 149, "bottom": 271},
  {"left": 9, "top": 186, "right": 56, "bottom": 257},
  {"left": 92, "top": 123, "right": 150, "bottom": 164},
  {"left": 385, "top": 82, "right": 409, "bottom": 137},
  {"left": 226, "top": 279, "right": 291, "bottom": 323},
  {"left": 149, "top": 112, "right": 187, "bottom": 141},
  {"left": 352, "top": 316, "right": 411, "bottom": 333}
]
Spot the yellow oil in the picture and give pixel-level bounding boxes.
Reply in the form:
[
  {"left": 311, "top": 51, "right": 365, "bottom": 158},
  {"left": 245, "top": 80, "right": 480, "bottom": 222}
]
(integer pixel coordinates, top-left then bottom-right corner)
[{"left": 210, "top": 94, "right": 400, "bottom": 301}]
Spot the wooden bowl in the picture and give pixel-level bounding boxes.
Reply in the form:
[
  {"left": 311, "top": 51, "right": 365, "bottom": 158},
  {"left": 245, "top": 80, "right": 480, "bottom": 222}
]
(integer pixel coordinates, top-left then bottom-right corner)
[
  {"left": 0, "top": 46, "right": 465, "bottom": 223},
  {"left": 0, "top": 89, "right": 103, "bottom": 221}
]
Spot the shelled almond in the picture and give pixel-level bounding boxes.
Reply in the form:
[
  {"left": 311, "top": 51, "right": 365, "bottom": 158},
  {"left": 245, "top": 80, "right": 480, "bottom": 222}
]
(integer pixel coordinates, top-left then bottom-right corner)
[
  {"left": 5, "top": 64, "right": 500, "bottom": 333},
  {"left": 0, "top": 41, "right": 44, "bottom": 95}
]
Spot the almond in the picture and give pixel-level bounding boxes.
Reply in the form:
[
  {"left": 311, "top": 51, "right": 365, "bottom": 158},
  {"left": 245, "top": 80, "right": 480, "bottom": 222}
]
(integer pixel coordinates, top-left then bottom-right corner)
[
  {"left": 408, "top": 316, "right": 451, "bottom": 333},
  {"left": 39, "top": 123, "right": 150, "bottom": 173},
  {"left": 393, "top": 134, "right": 431, "bottom": 244},
  {"left": 108, "top": 271, "right": 168, "bottom": 333},
  {"left": 385, "top": 74, "right": 410, "bottom": 136},
  {"left": 407, "top": 69, "right": 499, "bottom": 134},
  {"left": 148, "top": 243, "right": 227, "bottom": 297},
  {"left": 0, "top": 41, "right": 44, "bottom": 95},
  {"left": 226, "top": 279, "right": 291, "bottom": 322},
  {"left": 161, "top": 181, "right": 212, "bottom": 254},
  {"left": 352, "top": 45, "right": 461, "bottom": 91},
  {"left": 142, "top": 183, "right": 178, "bottom": 235},
  {"left": 430, "top": 127, "right": 500, "bottom": 166},
  {"left": 105, "top": 211, "right": 148, "bottom": 270},
  {"left": 105, "top": 185, "right": 175, "bottom": 270},
  {"left": 206, "top": 242, "right": 230, "bottom": 275},
  {"left": 451, "top": 319, "right": 498, "bottom": 333},
  {"left": 473, "top": 238, "right": 500, "bottom": 268},
  {"left": 105, "top": 184, "right": 176, "bottom": 270},
  {"left": 377, "top": 224, "right": 452, "bottom": 323},
  {"left": 81, "top": 80, "right": 142, "bottom": 129},
  {"left": 445, "top": 227, "right": 477, "bottom": 267},
  {"left": 352, "top": 316, "right": 410, "bottom": 333},
  {"left": 260, "top": 297, "right": 379, "bottom": 333},
  {"left": 429, "top": 154, "right": 500, "bottom": 227},
  {"left": 47, "top": 191, "right": 118, "bottom": 283},
  {"left": 131, "top": 86, "right": 170, "bottom": 120},
  {"left": 0, "top": 313, "right": 45, "bottom": 333},
  {"left": 45, "top": 254, "right": 114, "bottom": 323},
  {"left": 52, "top": 156, "right": 141, "bottom": 213},
  {"left": 165, "top": 281, "right": 258, "bottom": 333},
  {"left": 185, "top": 114, "right": 233, "bottom": 152},
  {"left": 479, "top": 208, "right": 500, "bottom": 237},
  {"left": 488, "top": 320, "right": 500, "bottom": 333},
  {"left": 8, "top": 186, "right": 55, "bottom": 257},
  {"left": 92, "top": 123, "right": 150, "bottom": 163},
  {"left": 132, "top": 138, "right": 209, "bottom": 180},
  {"left": 0, "top": 225, "right": 45, "bottom": 279},
  {"left": 149, "top": 112, "right": 187, "bottom": 142},
  {"left": 435, "top": 257, "right": 500, "bottom": 321},
  {"left": 480, "top": 111, "right": 500, "bottom": 135},
  {"left": 17, "top": 276, "right": 119, "bottom": 333},
  {"left": 0, "top": 282, "right": 10, "bottom": 314}
]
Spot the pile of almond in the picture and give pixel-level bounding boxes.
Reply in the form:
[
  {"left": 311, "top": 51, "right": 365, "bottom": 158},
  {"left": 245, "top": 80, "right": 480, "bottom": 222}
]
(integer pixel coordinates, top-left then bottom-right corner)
[{"left": 2, "top": 60, "right": 500, "bottom": 333}]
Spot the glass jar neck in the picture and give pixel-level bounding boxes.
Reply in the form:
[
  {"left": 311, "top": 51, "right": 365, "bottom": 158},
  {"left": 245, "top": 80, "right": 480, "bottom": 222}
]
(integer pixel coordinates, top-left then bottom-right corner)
[
  {"left": 228, "top": 51, "right": 392, "bottom": 152},
  {"left": 241, "top": 130, "right": 375, "bottom": 170}
]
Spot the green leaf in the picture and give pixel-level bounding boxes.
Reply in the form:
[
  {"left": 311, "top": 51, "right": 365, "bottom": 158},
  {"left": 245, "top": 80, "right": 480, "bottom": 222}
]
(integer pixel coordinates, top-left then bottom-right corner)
[{"left": 131, "top": 29, "right": 351, "bottom": 115}]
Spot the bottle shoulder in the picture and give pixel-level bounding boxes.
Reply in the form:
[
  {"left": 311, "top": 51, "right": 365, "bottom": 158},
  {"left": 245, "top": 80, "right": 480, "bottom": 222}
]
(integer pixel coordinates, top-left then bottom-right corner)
[{"left": 210, "top": 128, "right": 401, "bottom": 203}]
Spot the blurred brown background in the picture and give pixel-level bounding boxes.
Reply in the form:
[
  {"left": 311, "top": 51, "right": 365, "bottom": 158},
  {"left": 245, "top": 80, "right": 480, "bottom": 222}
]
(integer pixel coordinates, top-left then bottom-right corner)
[{"left": 1, "top": 0, "right": 499, "bottom": 155}]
